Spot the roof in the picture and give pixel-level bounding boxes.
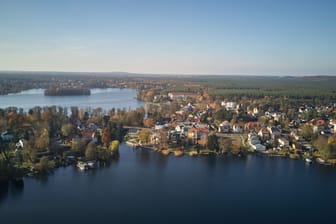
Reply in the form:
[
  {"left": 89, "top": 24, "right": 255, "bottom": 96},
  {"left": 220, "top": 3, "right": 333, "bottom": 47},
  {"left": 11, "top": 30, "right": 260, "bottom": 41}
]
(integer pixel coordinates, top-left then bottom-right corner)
[{"left": 169, "top": 92, "right": 197, "bottom": 96}]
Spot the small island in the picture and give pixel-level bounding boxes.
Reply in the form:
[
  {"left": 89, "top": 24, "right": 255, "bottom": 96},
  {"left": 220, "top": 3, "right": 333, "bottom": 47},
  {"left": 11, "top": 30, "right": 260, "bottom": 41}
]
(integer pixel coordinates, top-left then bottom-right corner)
[{"left": 45, "top": 87, "right": 91, "bottom": 96}]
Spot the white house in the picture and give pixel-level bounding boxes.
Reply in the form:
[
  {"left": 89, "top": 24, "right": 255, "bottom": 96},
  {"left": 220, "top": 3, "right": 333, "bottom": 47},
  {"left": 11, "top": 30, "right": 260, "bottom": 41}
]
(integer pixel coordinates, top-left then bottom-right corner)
[
  {"left": 225, "top": 102, "right": 237, "bottom": 110},
  {"left": 253, "top": 107, "right": 259, "bottom": 116},
  {"left": 218, "top": 121, "right": 230, "bottom": 133},
  {"left": 278, "top": 138, "right": 289, "bottom": 147},
  {"left": 168, "top": 92, "right": 197, "bottom": 100},
  {"left": 232, "top": 124, "right": 243, "bottom": 133}
]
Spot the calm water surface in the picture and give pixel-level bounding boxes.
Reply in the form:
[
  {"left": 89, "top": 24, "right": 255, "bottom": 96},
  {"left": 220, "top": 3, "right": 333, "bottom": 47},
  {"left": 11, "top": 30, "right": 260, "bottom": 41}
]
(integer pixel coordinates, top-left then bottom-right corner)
[
  {"left": 0, "top": 88, "right": 144, "bottom": 111},
  {"left": 1, "top": 145, "right": 335, "bottom": 224}
]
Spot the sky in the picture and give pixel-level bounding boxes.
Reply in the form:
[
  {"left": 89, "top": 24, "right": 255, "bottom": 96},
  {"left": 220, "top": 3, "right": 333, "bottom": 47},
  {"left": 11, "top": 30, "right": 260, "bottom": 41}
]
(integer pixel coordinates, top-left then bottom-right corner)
[{"left": 0, "top": 0, "right": 335, "bottom": 75}]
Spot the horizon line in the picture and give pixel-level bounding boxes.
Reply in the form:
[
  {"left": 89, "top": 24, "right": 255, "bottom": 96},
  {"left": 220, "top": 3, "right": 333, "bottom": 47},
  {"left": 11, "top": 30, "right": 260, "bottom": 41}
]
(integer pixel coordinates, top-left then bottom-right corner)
[{"left": 0, "top": 69, "right": 335, "bottom": 77}]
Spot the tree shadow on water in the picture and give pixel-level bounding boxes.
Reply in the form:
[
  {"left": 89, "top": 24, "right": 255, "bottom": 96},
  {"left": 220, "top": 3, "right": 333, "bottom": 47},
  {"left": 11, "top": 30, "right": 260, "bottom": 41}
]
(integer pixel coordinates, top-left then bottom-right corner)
[{"left": 0, "top": 181, "right": 9, "bottom": 205}]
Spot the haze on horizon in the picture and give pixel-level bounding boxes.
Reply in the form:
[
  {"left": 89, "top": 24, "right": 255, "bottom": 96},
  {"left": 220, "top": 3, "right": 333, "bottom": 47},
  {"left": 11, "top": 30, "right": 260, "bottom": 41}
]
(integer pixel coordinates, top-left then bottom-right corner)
[{"left": 0, "top": 0, "right": 335, "bottom": 76}]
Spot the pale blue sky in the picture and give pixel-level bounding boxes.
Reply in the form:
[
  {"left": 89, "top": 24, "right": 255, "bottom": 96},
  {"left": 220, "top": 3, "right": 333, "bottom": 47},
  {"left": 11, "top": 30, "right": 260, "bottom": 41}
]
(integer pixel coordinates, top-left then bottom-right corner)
[{"left": 0, "top": 0, "right": 335, "bottom": 75}]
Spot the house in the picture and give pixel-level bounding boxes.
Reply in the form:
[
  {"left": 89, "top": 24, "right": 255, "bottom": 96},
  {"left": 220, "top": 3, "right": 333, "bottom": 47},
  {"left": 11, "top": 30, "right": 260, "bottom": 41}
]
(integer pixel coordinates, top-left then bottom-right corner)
[
  {"left": 232, "top": 124, "right": 243, "bottom": 133},
  {"left": 82, "top": 129, "right": 97, "bottom": 142},
  {"left": 248, "top": 133, "right": 266, "bottom": 151},
  {"left": 316, "top": 119, "right": 326, "bottom": 127},
  {"left": 168, "top": 92, "right": 197, "bottom": 100},
  {"left": 154, "top": 122, "right": 165, "bottom": 130},
  {"left": 272, "top": 113, "right": 282, "bottom": 122},
  {"left": 278, "top": 138, "right": 289, "bottom": 147},
  {"left": 151, "top": 132, "right": 161, "bottom": 145},
  {"left": 187, "top": 128, "right": 209, "bottom": 144},
  {"left": 328, "top": 119, "right": 336, "bottom": 134},
  {"left": 258, "top": 128, "right": 270, "bottom": 140},
  {"left": 1, "top": 131, "right": 14, "bottom": 142},
  {"left": 299, "top": 106, "right": 307, "bottom": 113},
  {"left": 247, "top": 110, "right": 254, "bottom": 116},
  {"left": 225, "top": 102, "right": 237, "bottom": 110},
  {"left": 16, "top": 139, "right": 27, "bottom": 149},
  {"left": 253, "top": 107, "right": 259, "bottom": 116},
  {"left": 245, "top": 122, "right": 260, "bottom": 131},
  {"left": 290, "top": 130, "right": 302, "bottom": 141},
  {"left": 182, "top": 103, "right": 195, "bottom": 112},
  {"left": 218, "top": 121, "right": 230, "bottom": 133}
]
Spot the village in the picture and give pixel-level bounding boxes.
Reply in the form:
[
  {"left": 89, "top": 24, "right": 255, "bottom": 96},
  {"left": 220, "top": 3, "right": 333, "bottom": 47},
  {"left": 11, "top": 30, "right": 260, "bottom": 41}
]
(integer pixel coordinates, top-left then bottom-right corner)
[
  {"left": 126, "top": 90, "right": 336, "bottom": 164},
  {"left": 1, "top": 75, "right": 336, "bottom": 183}
]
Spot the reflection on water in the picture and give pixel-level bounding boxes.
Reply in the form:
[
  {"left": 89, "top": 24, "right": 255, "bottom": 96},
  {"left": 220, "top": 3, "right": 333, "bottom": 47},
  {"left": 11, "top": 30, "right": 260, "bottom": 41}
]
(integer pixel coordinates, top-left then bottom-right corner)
[
  {"left": 0, "top": 180, "right": 24, "bottom": 206},
  {"left": 0, "top": 182, "right": 9, "bottom": 204},
  {"left": 135, "top": 148, "right": 151, "bottom": 166},
  {"left": 9, "top": 180, "right": 24, "bottom": 199},
  {"left": 1, "top": 145, "right": 336, "bottom": 224}
]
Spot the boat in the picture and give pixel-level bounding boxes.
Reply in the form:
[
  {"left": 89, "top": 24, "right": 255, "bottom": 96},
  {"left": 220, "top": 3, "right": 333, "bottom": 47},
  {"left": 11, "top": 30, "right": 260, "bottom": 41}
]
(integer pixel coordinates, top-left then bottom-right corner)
[
  {"left": 77, "top": 161, "right": 88, "bottom": 170},
  {"left": 316, "top": 158, "right": 325, "bottom": 164},
  {"left": 87, "top": 161, "right": 96, "bottom": 169},
  {"left": 126, "top": 140, "right": 139, "bottom": 147},
  {"left": 305, "top": 158, "right": 312, "bottom": 163}
]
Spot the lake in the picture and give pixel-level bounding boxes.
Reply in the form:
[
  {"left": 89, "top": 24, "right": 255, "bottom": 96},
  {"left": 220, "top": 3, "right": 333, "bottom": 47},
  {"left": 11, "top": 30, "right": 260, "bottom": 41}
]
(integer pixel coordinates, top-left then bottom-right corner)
[
  {"left": 1, "top": 88, "right": 335, "bottom": 224},
  {"left": 1, "top": 145, "right": 335, "bottom": 224},
  {"left": 0, "top": 88, "right": 145, "bottom": 111}
]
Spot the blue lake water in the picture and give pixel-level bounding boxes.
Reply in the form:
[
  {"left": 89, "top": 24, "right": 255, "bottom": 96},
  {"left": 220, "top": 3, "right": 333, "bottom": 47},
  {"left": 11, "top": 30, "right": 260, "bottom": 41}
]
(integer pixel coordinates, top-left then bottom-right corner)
[
  {"left": 1, "top": 145, "right": 335, "bottom": 224},
  {"left": 0, "top": 88, "right": 144, "bottom": 111}
]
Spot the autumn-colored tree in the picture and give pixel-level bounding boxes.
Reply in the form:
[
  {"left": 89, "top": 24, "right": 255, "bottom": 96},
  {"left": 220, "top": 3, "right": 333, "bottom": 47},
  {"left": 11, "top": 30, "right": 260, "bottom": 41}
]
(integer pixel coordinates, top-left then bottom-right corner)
[
  {"left": 328, "top": 136, "right": 336, "bottom": 145},
  {"left": 7, "top": 111, "right": 19, "bottom": 127},
  {"left": 41, "top": 110, "right": 52, "bottom": 122},
  {"left": 314, "top": 135, "right": 329, "bottom": 160},
  {"left": 230, "top": 115, "right": 237, "bottom": 128},
  {"left": 35, "top": 128, "right": 50, "bottom": 151},
  {"left": 85, "top": 141, "right": 97, "bottom": 160},
  {"left": 197, "top": 134, "right": 208, "bottom": 149},
  {"left": 35, "top": 156, "right": 55, "bottom": 172},
  {"left": 207, "top": 134, "right": 219, "bottom": 151},
  {"left": 218, "top": 137, "right": 233, "bottom": 154},
  {"left": 109, "top": 140, "right": 119, "bottom": 154},
  {"left": 71, "top": 138, "right": 87, "bottom": 153},
  {"left": 301, "top": 124, "right": 315, "bottom": 140},
  {"left": 97, "top": 145, "right": 111, "bottom": 161},
  {"left": 157, "top": 130, "right": 168, "bottom": 148},
  {"left": 79, "top": 108, "right": 89, "bottom": 121},
  {"left": 145, "top": 90, "right": 155, "bottom": 101},
  {"left": 101, "top": 127, "right": 111, "bottom": 146},
  {"left": 61, "top": 123, "right": 74, "bottom": 137},
  {"left": 143, "top": 118, "right": 155, "bottom": 128},
  {"left": 139, "top": 129, "right": 151, "bottom": 144}
]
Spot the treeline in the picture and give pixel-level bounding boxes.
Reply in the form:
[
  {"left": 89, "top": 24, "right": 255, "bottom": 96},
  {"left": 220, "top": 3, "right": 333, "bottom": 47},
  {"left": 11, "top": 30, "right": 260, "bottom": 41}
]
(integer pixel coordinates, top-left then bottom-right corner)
[
  {"left": 45, "top": 87, "right": 91, "bottom": 96},
  {"left": 204, "top": 76, "right": 336, "bottom": 104}
]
